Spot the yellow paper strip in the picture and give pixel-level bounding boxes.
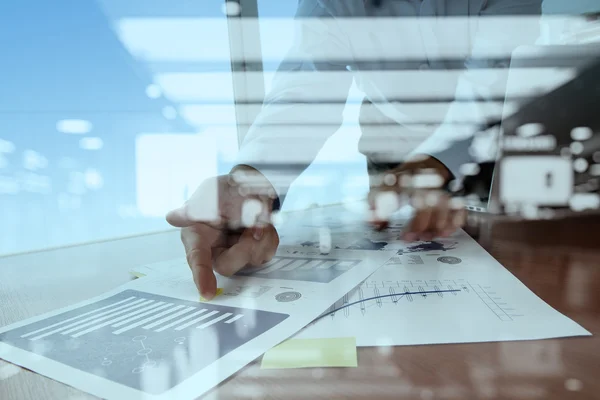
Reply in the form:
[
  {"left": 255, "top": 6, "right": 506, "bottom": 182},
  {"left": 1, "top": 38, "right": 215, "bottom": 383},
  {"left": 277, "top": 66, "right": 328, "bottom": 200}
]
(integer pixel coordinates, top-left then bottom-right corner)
[
  {"left": 261, "top": 337, "right": 357, "bottom": 369},
  {"left": 129, "top": 271, "right": 146, "bottom": 278},
  {"left": 199, "top": 288, "right": 223, "bottom": 302}
]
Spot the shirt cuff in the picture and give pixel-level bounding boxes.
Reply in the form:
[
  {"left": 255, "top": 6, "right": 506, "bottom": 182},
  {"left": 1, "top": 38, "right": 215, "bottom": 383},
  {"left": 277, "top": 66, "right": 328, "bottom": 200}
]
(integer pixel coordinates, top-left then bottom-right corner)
[
  {"left": 234, "top": 143, "right": 308, "bottom": 207},
  {"left": 407, "top": 129, "right": 474, "bottom": 184}
]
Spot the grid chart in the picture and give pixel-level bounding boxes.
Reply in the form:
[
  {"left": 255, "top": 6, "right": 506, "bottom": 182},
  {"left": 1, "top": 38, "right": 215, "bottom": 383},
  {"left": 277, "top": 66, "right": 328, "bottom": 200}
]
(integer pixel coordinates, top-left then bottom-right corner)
[
  {"left": 324, "top": 279, "right": 518, "bottom": 321},
  {"left": 326, "top": 279, "right": 461, "bottom": 317},
  {"left": 236, "top": 255, "right": 361, "bottom": 283},
  {"left": 0, "top": 290, "right": 289, "bottom": 394}
]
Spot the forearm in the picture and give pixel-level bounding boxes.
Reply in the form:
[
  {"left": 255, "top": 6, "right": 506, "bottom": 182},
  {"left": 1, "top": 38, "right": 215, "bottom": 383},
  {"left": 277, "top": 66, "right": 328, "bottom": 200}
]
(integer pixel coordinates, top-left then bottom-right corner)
[{"left": 235, "top": 0, "right": 354, "bottom": 202}]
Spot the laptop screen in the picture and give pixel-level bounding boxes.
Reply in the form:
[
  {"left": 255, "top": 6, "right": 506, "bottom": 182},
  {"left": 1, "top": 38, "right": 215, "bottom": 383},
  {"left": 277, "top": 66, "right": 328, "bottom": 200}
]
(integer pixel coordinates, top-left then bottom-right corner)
[{"left": 490, "top": 45, "right": 600, "bottom": 217}]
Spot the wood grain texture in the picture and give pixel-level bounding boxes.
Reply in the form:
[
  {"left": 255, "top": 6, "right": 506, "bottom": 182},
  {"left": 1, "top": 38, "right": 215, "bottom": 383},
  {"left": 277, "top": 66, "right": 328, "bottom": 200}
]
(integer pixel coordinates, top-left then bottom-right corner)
[{"left": 1, "top": 217, "right": 599, "bottom": 400}]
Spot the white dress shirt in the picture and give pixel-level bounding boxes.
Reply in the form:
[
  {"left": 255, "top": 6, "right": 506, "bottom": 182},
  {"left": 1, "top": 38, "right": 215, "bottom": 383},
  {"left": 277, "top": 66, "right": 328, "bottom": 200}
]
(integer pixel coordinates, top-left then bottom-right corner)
[{"left": 236, "top": 0, "right": 542, "bottom": 198}]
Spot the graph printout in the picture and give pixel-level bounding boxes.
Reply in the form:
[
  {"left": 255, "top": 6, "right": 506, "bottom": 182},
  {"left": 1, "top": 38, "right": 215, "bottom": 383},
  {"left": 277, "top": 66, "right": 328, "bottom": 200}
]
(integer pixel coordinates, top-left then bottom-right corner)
[
  {"left": 0, "top": 290, "right": 287, "bottom": 393},
  {"left": 290, "top": 228, "right": 591, "bottom": 346},
  {"left": 0, "top": 247, "right": 394, "bottom": 399},
  {"left": 128, "top": 222, "right": 592, "bottom": 348},
  {"left": 270, "top": 212, "right": 590, "bottom": 346}
]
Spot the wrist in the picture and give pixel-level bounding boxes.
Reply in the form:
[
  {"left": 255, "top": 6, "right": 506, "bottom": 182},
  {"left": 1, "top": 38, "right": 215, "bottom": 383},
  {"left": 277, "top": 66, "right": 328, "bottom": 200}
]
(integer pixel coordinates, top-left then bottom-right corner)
[{"left": 402, "top": 155, "right": 453, "bottom": 184}]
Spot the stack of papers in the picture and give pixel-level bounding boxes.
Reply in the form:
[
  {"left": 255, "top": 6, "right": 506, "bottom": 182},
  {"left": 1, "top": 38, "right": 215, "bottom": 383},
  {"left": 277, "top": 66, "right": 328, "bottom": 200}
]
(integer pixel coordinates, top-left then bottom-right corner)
[{"left": 0, "top": 214, "right": 591, "bottom": 399}]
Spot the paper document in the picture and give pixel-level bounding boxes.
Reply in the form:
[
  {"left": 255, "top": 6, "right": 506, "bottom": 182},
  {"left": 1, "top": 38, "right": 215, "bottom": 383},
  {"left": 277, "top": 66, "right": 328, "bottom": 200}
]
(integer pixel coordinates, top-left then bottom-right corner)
[
  {"left": 125, "top": 214, "right": 591, "bottom": 348},
  {"left": 0, "top": 246, "right": 393, "bottom": 399},
  {"left": 277, "top": 221, "right": 591, "bottom": 346}
]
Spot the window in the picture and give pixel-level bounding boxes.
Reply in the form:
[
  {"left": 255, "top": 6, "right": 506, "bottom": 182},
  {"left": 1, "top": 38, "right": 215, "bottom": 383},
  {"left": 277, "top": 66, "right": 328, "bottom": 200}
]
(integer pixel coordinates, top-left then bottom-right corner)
[
  {"left": 0, "top": 0, "right": 239, "bottom": 254},
  {"left": 3, "top": 0, "right": 597, "bottom": 255}
]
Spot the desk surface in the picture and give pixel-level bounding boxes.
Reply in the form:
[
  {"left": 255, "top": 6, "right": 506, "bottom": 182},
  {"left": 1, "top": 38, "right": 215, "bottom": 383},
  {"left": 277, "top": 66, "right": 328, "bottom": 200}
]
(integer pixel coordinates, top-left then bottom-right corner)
[{"left": 1, "top": 215, "right": 599, "bottom": 400}]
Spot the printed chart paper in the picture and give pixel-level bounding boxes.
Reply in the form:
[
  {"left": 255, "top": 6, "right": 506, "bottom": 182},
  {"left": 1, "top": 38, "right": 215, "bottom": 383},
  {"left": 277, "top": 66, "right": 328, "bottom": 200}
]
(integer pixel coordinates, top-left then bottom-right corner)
[
  {"left": 278, "top": 222, "right": 591, "bottom": 346},
  {"left": 0, "top": 246, "right": 394, "bottom": 400},
  {"left": 126, "top": 215, "right": 591, "bottom": 348}
]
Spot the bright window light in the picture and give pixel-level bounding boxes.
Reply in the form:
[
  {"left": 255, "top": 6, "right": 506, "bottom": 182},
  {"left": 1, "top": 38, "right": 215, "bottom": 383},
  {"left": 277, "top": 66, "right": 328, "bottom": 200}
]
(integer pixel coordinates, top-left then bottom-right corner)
[{"left": 135, "top": 133, "right": 218, "bottom": 217}]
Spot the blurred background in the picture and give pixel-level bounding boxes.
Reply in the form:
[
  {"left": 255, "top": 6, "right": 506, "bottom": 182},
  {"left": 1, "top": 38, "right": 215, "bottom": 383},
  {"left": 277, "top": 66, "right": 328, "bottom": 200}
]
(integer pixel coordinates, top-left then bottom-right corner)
[{"left": 0, "top": 0, "right": 598, "bottom": 255}]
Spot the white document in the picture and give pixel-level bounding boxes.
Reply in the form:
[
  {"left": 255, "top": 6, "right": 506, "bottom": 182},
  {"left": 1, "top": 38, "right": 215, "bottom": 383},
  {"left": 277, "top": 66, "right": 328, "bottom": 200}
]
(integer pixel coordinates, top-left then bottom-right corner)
[
  {"left": 0, "top": 246, "right": 394, "bottom": 400},
  {"left": 278, "top": 223, "right": 592, "bottom": 346},
  {"left": 125, "top": 213, "right": 592, "bottom": 348}
]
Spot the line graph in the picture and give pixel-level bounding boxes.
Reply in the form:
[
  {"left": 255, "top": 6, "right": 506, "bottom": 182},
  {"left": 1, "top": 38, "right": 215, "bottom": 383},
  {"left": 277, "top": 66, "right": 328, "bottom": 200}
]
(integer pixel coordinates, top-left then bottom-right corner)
[
  {"left": 321, "top": 279, "right": 520, "bottom": 322},
  {"left": 296, "top": 262, "right": 591, "bottom": 348},
  {"left": 317, "top": 289, "right": 460, "bottom": 322}
]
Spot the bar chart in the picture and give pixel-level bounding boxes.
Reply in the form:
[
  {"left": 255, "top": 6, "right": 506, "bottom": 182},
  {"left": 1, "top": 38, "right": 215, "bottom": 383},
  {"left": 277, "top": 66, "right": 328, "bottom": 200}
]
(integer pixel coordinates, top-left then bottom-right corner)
[
  {"left": 0, "top": 290, "right": 289, "bottom": 394},
  {"left": 236, "top": 255, "right": 361, "bottom": 283}
]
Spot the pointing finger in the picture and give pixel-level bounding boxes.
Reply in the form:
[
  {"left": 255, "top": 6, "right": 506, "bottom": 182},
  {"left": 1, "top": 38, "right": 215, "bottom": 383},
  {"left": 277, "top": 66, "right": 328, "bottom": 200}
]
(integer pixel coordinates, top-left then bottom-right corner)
[
  {"left": 186, "top": 242, "right": 217, "bottom": 300},
  {"left": 180, "top": 225, "right": 220, "bottom": 299}
]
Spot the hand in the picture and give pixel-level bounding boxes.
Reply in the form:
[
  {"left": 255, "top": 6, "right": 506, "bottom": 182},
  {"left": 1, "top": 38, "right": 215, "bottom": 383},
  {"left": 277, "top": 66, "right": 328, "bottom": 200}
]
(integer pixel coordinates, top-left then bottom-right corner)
[
  {"left": 166, "top": 166, "right": 280, "bottom": 299},
  {"left": 368, "top": 155, "right": 467, "bottom": 241}
]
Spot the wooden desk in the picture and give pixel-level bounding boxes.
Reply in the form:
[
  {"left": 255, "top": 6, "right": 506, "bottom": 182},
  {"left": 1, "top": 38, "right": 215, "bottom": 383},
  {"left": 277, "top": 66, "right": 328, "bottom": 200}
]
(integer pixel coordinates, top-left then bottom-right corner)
[{"left": 1, "top": 217, "right": 599, "bottom": 400}]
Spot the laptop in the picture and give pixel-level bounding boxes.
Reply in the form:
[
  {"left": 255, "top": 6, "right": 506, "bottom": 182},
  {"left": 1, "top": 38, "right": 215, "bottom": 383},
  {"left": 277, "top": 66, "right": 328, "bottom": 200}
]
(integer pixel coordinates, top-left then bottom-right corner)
[{"left": 466, "top": 44, "right": 600, "bottom": 217}]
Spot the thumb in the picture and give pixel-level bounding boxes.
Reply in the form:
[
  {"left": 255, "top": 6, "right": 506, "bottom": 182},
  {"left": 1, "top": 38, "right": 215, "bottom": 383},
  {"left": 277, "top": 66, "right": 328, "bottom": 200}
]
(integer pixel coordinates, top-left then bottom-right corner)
[{"left": 166, "top": 206, "right": 194, "bottom": 228}]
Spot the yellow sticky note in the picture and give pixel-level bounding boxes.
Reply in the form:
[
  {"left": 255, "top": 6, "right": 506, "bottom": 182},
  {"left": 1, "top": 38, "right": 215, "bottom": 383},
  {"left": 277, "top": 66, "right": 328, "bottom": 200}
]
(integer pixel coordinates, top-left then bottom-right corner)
[
  {"left": 261, "top": 337, "right": 357, "bottom": 369},
  {"left": 129, "top": 271, "right": 146, "bottom": 278},
  {"left": 199, "top": 288, "right": 223, "bottom": 302}
]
